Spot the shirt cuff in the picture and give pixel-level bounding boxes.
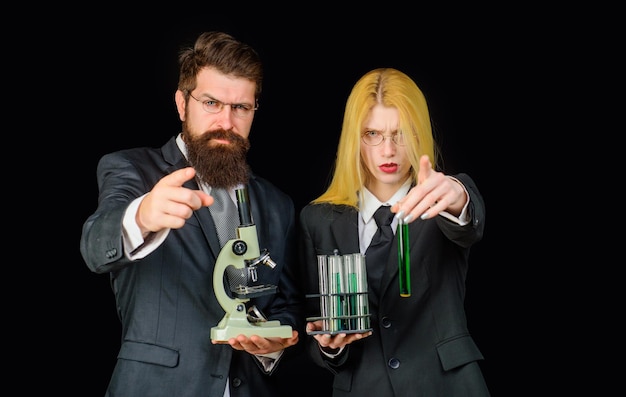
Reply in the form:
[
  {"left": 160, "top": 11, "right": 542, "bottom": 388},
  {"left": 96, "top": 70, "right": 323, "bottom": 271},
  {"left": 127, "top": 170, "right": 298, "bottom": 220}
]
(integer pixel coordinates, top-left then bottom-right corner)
[{"left": 255, "top": 350, "right": 283, "bottom": 372}]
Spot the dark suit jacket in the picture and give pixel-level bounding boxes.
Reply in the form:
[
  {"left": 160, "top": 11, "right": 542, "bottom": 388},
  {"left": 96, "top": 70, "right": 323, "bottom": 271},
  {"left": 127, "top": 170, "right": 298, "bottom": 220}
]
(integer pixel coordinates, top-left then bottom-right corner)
[
  {"left": 299, "top": 174, "right": 490, "bottom": 397},
  {"left": 80, "top": 136, "right": 303, "bottom": 397}
]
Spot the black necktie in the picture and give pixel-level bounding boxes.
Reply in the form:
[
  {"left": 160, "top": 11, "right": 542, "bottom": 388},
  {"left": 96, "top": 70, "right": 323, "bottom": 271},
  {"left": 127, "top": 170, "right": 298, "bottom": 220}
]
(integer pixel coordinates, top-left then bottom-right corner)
[
  {"left": 365, "top": 205, "right": 395, "bottom": 298},
  {"left": 210, "top": 188, "right": 239, "bottom": 246}
]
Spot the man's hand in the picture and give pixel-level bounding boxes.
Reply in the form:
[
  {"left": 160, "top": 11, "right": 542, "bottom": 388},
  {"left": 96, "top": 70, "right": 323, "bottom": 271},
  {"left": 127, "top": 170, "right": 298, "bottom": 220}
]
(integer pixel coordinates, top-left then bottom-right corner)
[
  {"left": 212, "top": 330, "right": 300, "bottom": 355},
  {"left": 137, "top": 167, "right": 213, "bottom": 234}
]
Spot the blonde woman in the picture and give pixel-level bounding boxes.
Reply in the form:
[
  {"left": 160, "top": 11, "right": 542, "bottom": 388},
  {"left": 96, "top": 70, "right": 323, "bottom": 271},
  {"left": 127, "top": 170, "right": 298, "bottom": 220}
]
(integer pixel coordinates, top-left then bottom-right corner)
[{"left": 299, "top": 68, "right": 490, "bottom": 396}]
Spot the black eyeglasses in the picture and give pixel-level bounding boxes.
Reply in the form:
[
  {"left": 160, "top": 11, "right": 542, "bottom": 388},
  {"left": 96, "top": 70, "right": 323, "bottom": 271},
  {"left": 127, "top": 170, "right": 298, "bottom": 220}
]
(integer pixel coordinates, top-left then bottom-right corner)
[
  {"left": 188, "top": 93, "right": 258, "bottom": 119},
  {"left": 361, "top": 131, "right": 407, "bottom": 146}
]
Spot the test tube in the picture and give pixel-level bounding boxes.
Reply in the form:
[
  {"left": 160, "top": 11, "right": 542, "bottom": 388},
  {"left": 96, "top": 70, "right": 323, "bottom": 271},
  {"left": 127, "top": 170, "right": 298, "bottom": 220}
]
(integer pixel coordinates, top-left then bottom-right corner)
[
  {"left": 317, "top": 255, "right": 329, "bottom": 331},
  {"left": 344, "top": 254, "right": 358, "bottom": 330},
  {"left": 397, "top": 217, "right": 411, "bottom": 297},
  {"left": 328, "top": 254, "right": 344, "bottom": 331},
  {"left": 354, "top": 253, "right": 370, "bottom": 330}
]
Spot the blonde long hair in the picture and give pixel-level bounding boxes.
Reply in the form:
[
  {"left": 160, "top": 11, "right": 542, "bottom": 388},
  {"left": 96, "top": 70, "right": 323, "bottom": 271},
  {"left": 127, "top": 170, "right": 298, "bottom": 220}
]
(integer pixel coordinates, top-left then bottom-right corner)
[{"left": 312, "top": 68, "right": 438, "bottom": 208}]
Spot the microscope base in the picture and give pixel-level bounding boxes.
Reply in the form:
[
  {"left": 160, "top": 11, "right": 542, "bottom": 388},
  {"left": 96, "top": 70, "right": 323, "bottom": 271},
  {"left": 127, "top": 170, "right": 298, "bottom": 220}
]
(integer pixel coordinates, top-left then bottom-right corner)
[{"left": 211, "top": 320, "right": 293, "bottom": 341}]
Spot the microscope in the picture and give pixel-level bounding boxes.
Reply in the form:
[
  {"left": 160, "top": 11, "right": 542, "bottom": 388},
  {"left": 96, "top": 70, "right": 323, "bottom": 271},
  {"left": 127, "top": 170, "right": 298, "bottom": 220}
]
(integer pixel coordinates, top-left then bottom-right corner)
[{"left": 210, "top": 186, "right": 293, "bottom": 341}]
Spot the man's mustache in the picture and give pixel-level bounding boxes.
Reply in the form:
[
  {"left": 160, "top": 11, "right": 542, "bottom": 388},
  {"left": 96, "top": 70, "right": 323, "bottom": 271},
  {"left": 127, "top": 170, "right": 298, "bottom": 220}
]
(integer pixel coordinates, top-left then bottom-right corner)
[{"left": 201, "top": 129, "right": 236, "bottom": 141}]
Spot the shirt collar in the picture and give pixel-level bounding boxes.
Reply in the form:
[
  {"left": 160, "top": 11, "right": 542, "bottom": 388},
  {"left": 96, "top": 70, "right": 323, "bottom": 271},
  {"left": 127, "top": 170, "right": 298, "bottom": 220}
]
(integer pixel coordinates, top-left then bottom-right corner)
[
  {"left": 176, "top": 133, "right": 187, "bottom": 158},
  {"left": 359, "top": 178, "right": 412, "bottom": 224}
]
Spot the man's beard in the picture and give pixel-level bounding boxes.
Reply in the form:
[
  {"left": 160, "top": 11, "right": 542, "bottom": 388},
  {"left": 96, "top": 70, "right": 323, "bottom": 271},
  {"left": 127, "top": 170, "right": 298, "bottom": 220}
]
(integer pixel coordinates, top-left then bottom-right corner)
[{"left": 183, "top": 124, "right": 251, "bottom": 189}]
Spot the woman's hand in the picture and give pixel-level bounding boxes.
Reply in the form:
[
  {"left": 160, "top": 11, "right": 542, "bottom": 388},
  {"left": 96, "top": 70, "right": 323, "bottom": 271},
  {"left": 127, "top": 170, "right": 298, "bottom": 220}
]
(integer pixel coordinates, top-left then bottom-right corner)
[{"left": 392, "top": 155, "right": 467, "bottom": 222}]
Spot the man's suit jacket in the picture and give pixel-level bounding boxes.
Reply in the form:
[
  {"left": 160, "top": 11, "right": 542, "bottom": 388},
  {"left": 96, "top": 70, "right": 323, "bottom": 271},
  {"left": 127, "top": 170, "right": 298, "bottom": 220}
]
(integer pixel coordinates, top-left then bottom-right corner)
[
  {"left": 80, "top": 136, "right": 302, "bottom": 397},
  {"left": 298, "top": 173, "right": 490, "bottom": 397}
]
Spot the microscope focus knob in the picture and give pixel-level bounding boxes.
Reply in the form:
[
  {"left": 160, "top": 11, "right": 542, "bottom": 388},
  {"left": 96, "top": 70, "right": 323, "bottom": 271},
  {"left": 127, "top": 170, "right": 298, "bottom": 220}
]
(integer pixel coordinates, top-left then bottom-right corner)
[{"left": 231, "top": 240, "right": 247, "bottom": 256}]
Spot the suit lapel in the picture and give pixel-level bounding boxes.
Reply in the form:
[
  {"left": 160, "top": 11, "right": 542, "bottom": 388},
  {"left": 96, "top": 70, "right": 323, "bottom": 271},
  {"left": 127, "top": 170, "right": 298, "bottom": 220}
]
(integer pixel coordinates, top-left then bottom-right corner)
[
  {"left": 196, "top": 207, "right": 222, "bottom": 259},
  {"left": 162, "top": 136, "right": 222, "bottom": 259},
  {"left": 330, "top": 207, "right": 360, "bottom": 255}
]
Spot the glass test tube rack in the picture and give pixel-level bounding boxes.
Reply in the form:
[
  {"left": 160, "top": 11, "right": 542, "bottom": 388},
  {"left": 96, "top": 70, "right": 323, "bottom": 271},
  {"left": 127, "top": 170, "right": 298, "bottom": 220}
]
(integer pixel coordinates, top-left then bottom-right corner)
[{"left": 305, "top": 252, "right": 372, "bottom": 335}]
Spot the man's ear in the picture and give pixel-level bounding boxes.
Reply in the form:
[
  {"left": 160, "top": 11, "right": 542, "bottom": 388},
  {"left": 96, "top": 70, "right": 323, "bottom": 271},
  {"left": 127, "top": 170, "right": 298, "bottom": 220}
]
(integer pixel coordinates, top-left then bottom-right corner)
[{"left": 174, "top": 90, "right": 186, "bottom": 121}]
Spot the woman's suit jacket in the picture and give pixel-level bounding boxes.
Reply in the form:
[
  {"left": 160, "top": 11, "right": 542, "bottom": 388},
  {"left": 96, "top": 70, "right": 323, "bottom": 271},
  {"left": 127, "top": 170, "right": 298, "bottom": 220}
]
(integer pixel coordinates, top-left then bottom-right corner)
[
  {"left": 80, "top": 136, "right": 303, "bottom": 397},
  {"left": 298, "top": 173, "right": 490, "bottom": 397}
]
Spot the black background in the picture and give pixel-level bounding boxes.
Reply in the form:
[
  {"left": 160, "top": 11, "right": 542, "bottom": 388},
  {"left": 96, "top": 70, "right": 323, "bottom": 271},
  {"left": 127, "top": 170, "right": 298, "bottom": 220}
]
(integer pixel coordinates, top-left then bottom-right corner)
[{"left": 38, "top": 6, "right": 570, "bottom": 396}]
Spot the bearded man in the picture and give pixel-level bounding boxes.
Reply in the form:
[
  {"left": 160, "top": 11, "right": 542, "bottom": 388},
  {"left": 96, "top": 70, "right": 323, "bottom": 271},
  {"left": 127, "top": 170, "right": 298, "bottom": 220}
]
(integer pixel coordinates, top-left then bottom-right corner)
[{"left": 80, "top": 31, "right": 302, "bottom": 397}]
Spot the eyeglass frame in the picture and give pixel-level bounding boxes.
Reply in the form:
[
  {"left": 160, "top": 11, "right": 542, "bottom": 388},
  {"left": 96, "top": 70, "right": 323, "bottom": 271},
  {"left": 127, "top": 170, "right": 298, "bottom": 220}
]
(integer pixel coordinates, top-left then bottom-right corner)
[
  {"left": 188, "top": 92, "right": 259, "bottom": 119},
  {"left": 361, "top": 130, "right": 408, "bottom": 146}
]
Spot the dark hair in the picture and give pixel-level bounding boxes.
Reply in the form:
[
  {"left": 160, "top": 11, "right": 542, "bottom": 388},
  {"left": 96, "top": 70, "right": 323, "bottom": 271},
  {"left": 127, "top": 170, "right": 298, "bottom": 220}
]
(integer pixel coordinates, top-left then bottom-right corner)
[{"left": 177, "top": 31, "right": 263, "bottom": 99}]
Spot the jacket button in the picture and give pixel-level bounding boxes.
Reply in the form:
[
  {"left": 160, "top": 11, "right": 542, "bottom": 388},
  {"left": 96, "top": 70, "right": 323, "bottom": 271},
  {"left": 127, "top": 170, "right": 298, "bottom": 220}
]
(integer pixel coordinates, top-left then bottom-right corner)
[
  {"left": 231, "top": 378, "right": 242, "bottom": 387},
  {"left": 381, "top": 317, "right": 391, "bottom": 328},
  {"left": 388, "top": 358, "right": 400, "bottom": 369}
]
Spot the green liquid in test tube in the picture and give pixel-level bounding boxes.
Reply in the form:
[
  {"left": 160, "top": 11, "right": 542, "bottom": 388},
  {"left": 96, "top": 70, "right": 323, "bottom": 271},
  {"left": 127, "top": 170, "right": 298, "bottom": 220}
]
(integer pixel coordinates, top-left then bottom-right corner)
[{"left": 397, "top": 218, "right": 411, "bottom": 297}]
